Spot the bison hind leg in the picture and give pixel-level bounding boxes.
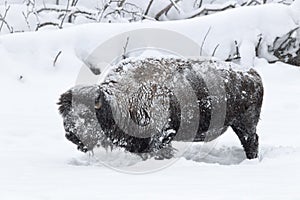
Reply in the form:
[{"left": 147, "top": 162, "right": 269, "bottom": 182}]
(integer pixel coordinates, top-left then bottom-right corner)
[
  {"left": 231, "top": 107, "right": 261, "bottom": 159},
  {"left": 232, "top": 124, "right": 259, "bottom": 159}
]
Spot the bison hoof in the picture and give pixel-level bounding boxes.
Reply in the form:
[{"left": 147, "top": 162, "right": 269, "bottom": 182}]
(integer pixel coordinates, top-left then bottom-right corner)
[
  {"left": 246, "top": 151, "right": 258, "bottom": 159},
  {"left": 77, "top": 145, "right": 88, "bottom": 153},
  {"left": 153, "top": 146, "right": 177, "bottom": 160}
]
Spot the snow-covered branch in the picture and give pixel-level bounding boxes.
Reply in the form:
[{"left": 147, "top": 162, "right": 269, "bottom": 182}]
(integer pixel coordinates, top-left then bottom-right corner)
[
  {"left": 266, "top": 27, "right": 300, "bottom": 65},
  {"left": 187, "top": 2, "right": 237, "bottom": 19},
  {"left": 155, "top": 0, "right": 180, "bottom": 20}
]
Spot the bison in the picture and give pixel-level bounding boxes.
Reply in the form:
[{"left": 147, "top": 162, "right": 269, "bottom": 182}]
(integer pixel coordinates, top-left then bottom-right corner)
[{"left": 58, "top": 58, "right": 263, "bottom": 160}]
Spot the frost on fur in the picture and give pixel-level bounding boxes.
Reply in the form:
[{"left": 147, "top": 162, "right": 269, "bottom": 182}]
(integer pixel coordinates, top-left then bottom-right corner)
[{"left": 58, "top": 58, "right": 263, "bottom": 160}]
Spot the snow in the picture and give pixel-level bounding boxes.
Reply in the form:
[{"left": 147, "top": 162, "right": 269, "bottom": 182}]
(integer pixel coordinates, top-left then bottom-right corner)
[
  {"left": 1, "top": 1, "right": 300, "bottom": 200},
  {"left": 2, "top": 0, "right": 299, "bottom": 67}
]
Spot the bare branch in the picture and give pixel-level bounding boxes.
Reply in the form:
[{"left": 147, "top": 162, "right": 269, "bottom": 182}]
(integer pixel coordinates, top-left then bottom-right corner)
[
  {"left": 234, "top": 40, "right": 240, "bottom": 59},
  {"left": 255, "top": 35, "right": 263, "bottom": 57},
  {"left": 168, "top": 0, "right": 181, "bottom": 13},
  {"left": 59, "top": 0, "right": 71, "bottom": 28},
  {"left": 53, "top": 51, "right": 62, "bottom": 67},
  {"left": 37, "top": 7, "right": 70, "bottom": 14},
  {"left": 275, "top": 27, "right": 299, "bottom": 51},
  {"left": 212, "top": 44, "right": 220, "bottom": 57},
  {"left": 0, "top": 2, "right": 13, "bottom": 33},
  {"left": 25, "top": 0, "right": 36, "bottom": 6},
  {"left": 22, "top": 11, "right": 32, "bottom": 30},
  {"left": 103, "top": 3, "right": 153, "bottom": 22},
  {"left": 144, "top": 0, "right": 154, "bottom": 17},
  {"left": 268, "top": 27, "right": 300, "bottom": 65},
  {"left": 225, "top": 40, "right": 241, "bottom": 61},
  {"left": 193, "top": 0, "right": 198, "bottom": 8},
  {"left": 244, "top": 0, "right": 261, "bottom": 6},
  {"left": 155, "top": 0, "right": 180, "bottom": 20},
  {"left": 35, "top": 22, "right": 59, "bottom": 31},
  {"left": 277, "top": 0, "right": 292, "bottom": 5},
  {"left": 188, "top": 3, "right": 236, "bottom": 19},
  {"left": 71, "top": 0, "right": 79, "bottom": 7},
  {"left": 200, "top": 26, "right": 211, "bottom": 56},
  {"left": 118, "top": 0, "right": 126, "bottom": 7},
  {"left": 122, "top": 37, "right": 130, "bottom": 59},
  {"left": 37, "top": 7, "right": 95, "bottom": 23},
  {"left": 97, "top": 0, "right": 112, "bottom": 22},
  {"left": 194, "top": 0, "right": 203, "bottom": 8}
]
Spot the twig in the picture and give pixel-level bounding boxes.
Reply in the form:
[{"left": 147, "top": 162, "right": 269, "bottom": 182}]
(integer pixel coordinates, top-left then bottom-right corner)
[
  {"left": 144, "top": 0, "right": 154, "bottom": 17},
  {"left": 103, "top": 4, "right": 152, "bottom": 22},
  {"left": 0, "top": 18, "right": 13, "bottom": 33},
  {"left": 0, "top": 2, "right": 13, "bottom": 33},
  {"left": 255, "top": 35, "right": 263, "bottom": 57},
  {"left": 197, "top": 0, "right": 203, "bottom": 8},
  {"left": 71, "top": 0, "right": 79, "bottom": 7},
  {"left": 234, "top": 40, "right": 240, "bottom": 58},
  {"left": 25, "top": 0, "right": 35, "bottom": 6},
  {"left": 59, "top": 0, "right": 70, "bottom": 28},
  {"left": 22, "top": 11, "right": 32, "bottom": 30},
  {"left": 122, "top": 37, "right": 129, "bottom": 59},
  {"left": 118, "top": 0, "right": 126, "bottom": 7},
  {"left": 188, "top": 3, "right": 236, "bottom": 18},
  {"left": 212, "top": 44, "right": 220, "bottom": 57},
  {"left": 168, "top": 0, "right": 181, "bottom": 13},
  {"left": 37, "top": 7, "right": 95, "bottom": 22},
  {"left": 225, "top": 40, "right": 241, "bottom": 61},
  {"left": 270, "top": 27, "right": 300, "bottom": 64},
  {"left": 97, "top": 0, "right": 112, "bottom": 22},
  {"left": 245, "top": 0, "right": 261, "bottom": 6},
  {"left": 155, "top": 0, "right": 180, "bottom": 20},
  {"left": 37, "top": 7, "right": 70, "bottom": 13},
  {"left": 193, "top": 0, "right": 203, "bottom": 8},
  {"left": 276, "top": 27, "right": 299, "bottom": 51},
  {"left": 53, "top": 51, "right": 62, "bottom": 67},
  {"left": 200, "top": 27, "right": 211, "bottom": 56},
  {"left": 32, "top": 7, "right": 41, "bottom": 30},
  {"left": 277, "top": 0, "right": 292, "bottom": 5},
  {"left": 35, "top": 22, "right": 59, "bottom": 31}
]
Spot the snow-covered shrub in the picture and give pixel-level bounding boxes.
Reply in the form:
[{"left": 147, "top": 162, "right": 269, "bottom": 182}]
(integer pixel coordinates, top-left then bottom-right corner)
[
  {"left": 1, "top": 0, "right": 299, "bottom": 66},
  {"left": 0, "top": 0, "right": 295, "bottom": 33}
]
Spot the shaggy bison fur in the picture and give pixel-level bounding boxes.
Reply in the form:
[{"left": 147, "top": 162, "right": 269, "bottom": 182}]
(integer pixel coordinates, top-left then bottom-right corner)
[{"left": 58, "top": 58, "right": 264, "bottom": 160}]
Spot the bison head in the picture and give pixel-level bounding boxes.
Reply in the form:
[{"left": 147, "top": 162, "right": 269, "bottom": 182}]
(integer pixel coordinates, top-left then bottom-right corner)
[{"left": 58, "top": 85, "right": 113, "bottom": 153}]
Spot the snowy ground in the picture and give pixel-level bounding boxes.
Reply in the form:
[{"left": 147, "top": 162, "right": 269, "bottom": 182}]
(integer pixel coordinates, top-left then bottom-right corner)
[
  {"left": 1, "top": 2, "right": 300, "bottom": 200},
  {"left": 1, "top": 56, "right": 300, "bottom": 199}
]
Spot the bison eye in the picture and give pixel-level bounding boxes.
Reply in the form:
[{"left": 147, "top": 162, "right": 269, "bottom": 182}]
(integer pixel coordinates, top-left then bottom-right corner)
[{"left": 95, "top": 101, "right": 102, "bottom": 109}]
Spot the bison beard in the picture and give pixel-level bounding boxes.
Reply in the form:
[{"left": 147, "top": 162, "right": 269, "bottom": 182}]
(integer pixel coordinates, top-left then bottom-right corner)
[{"left": 58, "top": 58, "right": 263, "bottom": 160}]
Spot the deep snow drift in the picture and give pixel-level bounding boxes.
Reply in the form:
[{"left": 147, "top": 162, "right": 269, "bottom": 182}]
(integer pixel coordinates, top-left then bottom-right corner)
[
  {"left": 0, "top": 1, "right": 300, "bottom": 200},
  {"left": 1, "top": 53, "right": 300, "bottom": 199}
]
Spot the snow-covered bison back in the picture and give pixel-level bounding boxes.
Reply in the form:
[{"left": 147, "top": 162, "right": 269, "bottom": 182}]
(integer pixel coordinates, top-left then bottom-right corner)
[{"left": 58, "top": 58, "right": 263, "bottom": 159}]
